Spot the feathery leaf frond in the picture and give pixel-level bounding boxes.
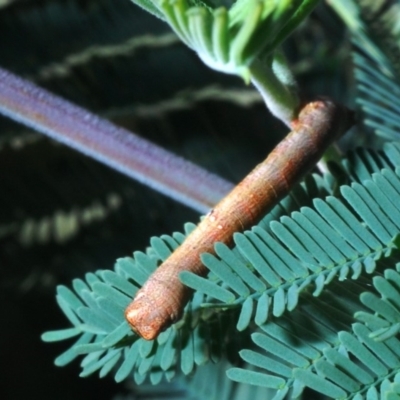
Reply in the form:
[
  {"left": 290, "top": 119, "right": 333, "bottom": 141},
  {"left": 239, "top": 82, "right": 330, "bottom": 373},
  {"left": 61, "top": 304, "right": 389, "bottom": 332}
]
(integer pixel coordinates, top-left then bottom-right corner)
[
  {"left": 42, "top": 221, "right": 246, "bottom": 383},
  {"left": 355, "top": 262, "right": 400, "bottom": 342},
  {"left": 228, "top": 274, "right": 400, "bottom": 399},
  {"left": 333, "top": 0, "right": 400, "bottom": 142},
  {"left": 43, "top": 143, "right": 400, "bottom": 391},
  {"left": 182, "top": 143, "right": 400, "bottom": 332}
]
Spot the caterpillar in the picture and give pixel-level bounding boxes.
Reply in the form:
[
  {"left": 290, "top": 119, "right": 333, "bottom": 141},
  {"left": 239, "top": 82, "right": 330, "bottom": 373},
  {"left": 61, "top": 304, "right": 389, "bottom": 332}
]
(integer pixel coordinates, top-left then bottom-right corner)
[{"left": 125, "top": 99, "right": 355, "bottom": 340}]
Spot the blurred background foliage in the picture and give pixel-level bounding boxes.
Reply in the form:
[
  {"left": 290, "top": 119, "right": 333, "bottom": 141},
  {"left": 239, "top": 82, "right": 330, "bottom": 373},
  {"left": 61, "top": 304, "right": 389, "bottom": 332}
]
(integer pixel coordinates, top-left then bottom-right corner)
[{"left": 0, "top": 0, "right": 352, "bottom": 398}]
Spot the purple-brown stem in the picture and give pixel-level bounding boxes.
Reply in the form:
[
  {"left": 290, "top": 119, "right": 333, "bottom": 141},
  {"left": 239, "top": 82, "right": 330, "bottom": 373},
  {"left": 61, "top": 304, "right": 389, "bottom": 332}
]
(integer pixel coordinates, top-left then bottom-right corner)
[{"left": 0, "top": 67, "right": 234, "bottom": 213}]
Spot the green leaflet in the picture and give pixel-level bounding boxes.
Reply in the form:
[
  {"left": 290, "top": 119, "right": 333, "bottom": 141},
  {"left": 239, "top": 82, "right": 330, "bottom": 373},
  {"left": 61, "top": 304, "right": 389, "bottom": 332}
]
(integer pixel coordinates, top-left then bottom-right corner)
[
  {"left": 41, "top": 327, "right": 81, "bottom": 342},
  {"left": 226, "top": 368, "right": 285, "bottom": 389},
  {"left": 180, "top": 270, "right": 236, "bottom": 303},
  {"left": 129, "top": 0, "right": 166, "bottom": 20}
]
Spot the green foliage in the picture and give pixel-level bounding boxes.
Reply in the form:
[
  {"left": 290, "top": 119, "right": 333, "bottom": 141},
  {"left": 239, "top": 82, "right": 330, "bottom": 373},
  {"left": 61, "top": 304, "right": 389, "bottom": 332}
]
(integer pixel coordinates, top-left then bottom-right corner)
[
  {"left": 43, "top": 142, "right": 400, "bottom": 398},
  {"left": 228, "top": 272, "right": 400, "bottom": 399},
  {"left": 41, "top": 221, "right": 245, "bottom": 384},
  {"left": 228, "top": 261, "right": 400, "bottom": 399},
  {"left": 333, "top": 0, "right": 400, "bottom": 143},
  {"left": 356, "top": 269, "right": 400, "bottom": 342},
  {"left": 357, "top": 0, "right": 400, "bottom": 78},
  {"left": 129, "top": 0, "right": 319, "bottom": 77},
  {"left": 39, "top": 0, "right": 400, "bottom": 399},
  {"left": 127, "top": 0, "right": 319, "bottom": 123}
]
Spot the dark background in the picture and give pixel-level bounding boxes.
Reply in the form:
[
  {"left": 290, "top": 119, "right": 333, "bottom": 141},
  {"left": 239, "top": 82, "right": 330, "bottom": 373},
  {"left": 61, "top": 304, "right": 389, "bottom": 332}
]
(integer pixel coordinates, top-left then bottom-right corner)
[{"left": 0, "top": 0, "right": 351, "bottom": 398}]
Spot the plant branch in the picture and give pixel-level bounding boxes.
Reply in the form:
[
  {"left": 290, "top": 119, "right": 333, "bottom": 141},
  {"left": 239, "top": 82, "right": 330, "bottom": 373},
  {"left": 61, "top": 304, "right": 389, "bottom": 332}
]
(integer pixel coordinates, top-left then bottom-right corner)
[
  {"left": 0, "top": 67, "right": 234, "bottom": 213},
  {"left": 249, "top": 56, "right": 299, "bottom": 126}
]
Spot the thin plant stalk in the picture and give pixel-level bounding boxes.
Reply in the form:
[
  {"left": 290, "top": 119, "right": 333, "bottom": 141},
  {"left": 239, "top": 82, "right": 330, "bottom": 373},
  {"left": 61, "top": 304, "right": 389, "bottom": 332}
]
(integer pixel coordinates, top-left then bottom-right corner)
[
  {"left": 249, "top": 57, "right": 299, "bottom": 126},
  {"left": 0, "top": 67, "right": 234, "bottom": 213}
]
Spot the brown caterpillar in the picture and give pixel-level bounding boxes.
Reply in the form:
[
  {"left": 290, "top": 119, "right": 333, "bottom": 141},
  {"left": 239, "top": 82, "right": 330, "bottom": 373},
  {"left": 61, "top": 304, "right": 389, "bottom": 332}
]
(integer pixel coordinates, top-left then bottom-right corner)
[{"left": 125, "top": 99, "right": 355, "bottom": 340}]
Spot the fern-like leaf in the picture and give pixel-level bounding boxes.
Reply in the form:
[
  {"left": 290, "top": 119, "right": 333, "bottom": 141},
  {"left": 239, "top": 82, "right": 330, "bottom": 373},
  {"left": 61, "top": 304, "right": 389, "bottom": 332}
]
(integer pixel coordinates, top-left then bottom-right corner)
[
  {"left": 228, "top": 275, "right": 400, "bottom": 399},
  {"left": 42, "top": 221, "right": 247, "bottom": 383},
  {"left": 182, "top": 143, "right": 400, "bottom": 333},
  {"left": 333, "top": 0, "right": 400, "bottom": 143},
  {"left": 43, "top": 143, "right": 400, "bottom": 390},
  {"left": 355, "top": 261, "right": 400, "bottom": 343}
]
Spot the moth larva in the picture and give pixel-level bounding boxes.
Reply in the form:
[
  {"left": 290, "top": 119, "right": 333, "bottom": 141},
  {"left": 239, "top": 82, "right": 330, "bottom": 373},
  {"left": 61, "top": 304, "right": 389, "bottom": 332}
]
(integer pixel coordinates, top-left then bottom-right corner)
[{"left": 125, "top": 99, "right": 354, "bottom": 340}]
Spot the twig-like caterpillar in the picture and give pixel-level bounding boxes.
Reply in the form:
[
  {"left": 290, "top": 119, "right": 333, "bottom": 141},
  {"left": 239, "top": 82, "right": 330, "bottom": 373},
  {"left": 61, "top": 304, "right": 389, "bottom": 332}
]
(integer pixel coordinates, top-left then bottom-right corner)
[{"left": 125, "top": 99, "right": 355, "bottom": 340}]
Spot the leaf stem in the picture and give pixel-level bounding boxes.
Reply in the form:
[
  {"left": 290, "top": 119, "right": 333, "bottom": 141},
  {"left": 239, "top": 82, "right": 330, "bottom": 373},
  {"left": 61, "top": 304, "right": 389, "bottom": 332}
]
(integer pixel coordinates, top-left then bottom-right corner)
[
  {"left": 0, "top": 67, "right": 234, "bottom": 213},
  {"left": 249, "top": 56, "right": 299, "bottom": 126}
]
